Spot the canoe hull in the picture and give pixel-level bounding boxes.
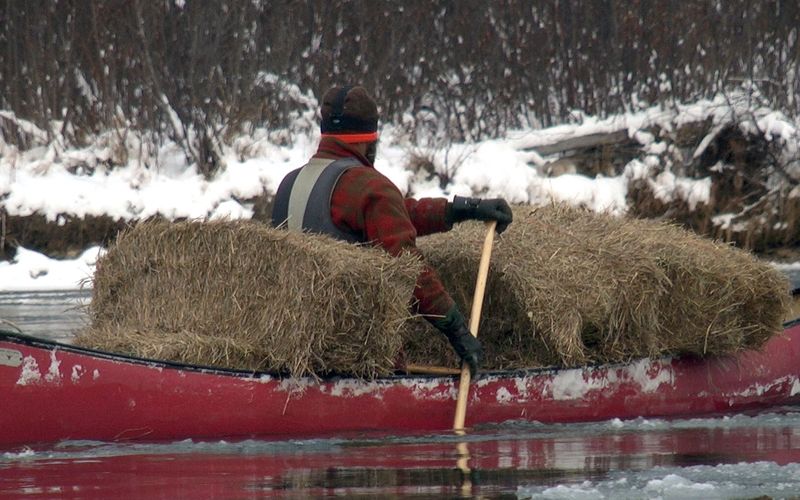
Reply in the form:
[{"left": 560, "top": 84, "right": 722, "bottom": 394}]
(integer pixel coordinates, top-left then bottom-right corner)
[{"left": 2, "top": 322, "right": 800, "bottom": 448}]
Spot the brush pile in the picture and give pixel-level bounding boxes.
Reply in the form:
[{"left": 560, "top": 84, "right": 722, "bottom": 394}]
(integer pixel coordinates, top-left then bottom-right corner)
[{"left": 76, "top": 206, "right": 790, "bottom": 376}]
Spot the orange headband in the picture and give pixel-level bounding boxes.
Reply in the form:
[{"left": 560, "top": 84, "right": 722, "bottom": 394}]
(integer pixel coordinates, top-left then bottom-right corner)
[{"left": 321, "top": 132, "right": 379, "bottom": 144}]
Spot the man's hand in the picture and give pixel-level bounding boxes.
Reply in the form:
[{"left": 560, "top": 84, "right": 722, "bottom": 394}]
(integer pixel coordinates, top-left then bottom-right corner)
[
  {"left": 447, "top": 196, "right": 513, "bottom": 233},
  {"left": 444, "top": 323, "right": 484, "bottom": 377}
]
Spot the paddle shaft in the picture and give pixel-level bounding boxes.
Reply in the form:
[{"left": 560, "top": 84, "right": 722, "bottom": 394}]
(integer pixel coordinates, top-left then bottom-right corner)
[
  {"left": 453, "top": 220, "right": 497, "bottom": 431},
  {"left": 404, "top": 363, "right": 462, "bottom": 376}
]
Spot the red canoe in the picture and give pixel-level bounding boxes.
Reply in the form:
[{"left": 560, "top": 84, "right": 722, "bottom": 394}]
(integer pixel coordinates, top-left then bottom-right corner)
[{"left": 2, "top": 321, "right": 800, "bottom": 449}]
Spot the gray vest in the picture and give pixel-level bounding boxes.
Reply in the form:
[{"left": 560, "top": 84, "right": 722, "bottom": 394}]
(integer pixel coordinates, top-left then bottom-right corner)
[{"left": 271, "top": 157, "right": 362, "bottom": 243}]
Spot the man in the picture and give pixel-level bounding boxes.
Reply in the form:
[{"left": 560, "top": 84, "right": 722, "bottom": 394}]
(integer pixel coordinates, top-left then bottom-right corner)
[{"left": 271, "top": 85, "right": 512, "bottom": 376}]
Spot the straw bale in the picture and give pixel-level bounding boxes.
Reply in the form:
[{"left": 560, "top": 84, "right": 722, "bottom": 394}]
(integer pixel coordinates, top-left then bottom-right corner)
[
  {"left": 75, "top": 207, "right": 789, "bottom": 377},
  {"left": 75, "top": 328, "right": 269, "bottom": 370},
  {"left": 74, "top": 219, "right": 422, "bottom": 377},
  {"left": 402, "top": 204, "right": 789, "bottom": 370}
]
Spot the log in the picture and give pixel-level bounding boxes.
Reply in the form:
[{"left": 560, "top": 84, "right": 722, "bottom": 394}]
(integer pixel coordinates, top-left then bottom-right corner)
[{"left": 523, "top": 130, "right": 630, "bottom": 156}]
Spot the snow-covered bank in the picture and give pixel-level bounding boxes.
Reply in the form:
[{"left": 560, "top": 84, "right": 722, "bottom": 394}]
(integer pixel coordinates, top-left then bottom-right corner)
[
  {"left": 0, "top": 247, "right": 102, "bottom": 292},
  {"left": 1, "top": 92, "right": 799, "bottom": 291}
]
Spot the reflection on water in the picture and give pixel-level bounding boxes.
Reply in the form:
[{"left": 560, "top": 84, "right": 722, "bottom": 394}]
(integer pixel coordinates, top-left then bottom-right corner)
[
  {"left": 782, "top": 266, "right": 800, "bottom": 291},
  {"left": 2, "top": 414, "right": 800, "bottom": 498},
  {"left": 1, "top": 290, "right": 799, "bottom": 498},
  {"left": 0, "top": 290, "right": 90, "bottom": 343}
]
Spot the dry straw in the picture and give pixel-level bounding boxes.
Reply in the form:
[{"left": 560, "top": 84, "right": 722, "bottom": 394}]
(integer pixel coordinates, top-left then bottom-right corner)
[
  {"left": 402, "top": 204, "right": 790, "bottom": 370},
  {"left": 77, "top": 206, "right": 790, "bottom": 376},
  {"left": 74, "top": 219, "right": 421, "bottom": 378}
]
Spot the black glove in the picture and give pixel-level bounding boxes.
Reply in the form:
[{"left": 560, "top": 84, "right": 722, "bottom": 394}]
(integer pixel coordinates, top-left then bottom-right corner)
[
  {"left": 447, "top": 196, "right": 513, "bottom": 233},
  {"left": 443, "top": 323, "right": 484, "bottom": 377}
]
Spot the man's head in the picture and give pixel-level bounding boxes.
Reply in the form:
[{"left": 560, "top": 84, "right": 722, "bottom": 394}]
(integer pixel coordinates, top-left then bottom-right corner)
[{"left": 320, "top": 85, "right": 379, "bottom": 163}]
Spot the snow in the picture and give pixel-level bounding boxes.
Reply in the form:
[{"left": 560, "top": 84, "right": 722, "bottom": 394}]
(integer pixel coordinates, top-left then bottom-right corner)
[
  {"left": 1, "top": 92, "right": 798, "bottom": 291},
  {"left": 546, "top": 358, "right": 674, "bottom": 401},
  {"left": 44, "top": 350, "right": 62, "bottom": 384},
  {"left": 327, "top": 379, "right": 386, "bottom": 399},
  {"left": 70, "top": 364, "right": 83, "bottom": 383},
  {"left": 16, "top": 356, "right": 41, "bottom": 386},
  {"left": 0, "top": 247, "right": 101, "bottom": 292}
]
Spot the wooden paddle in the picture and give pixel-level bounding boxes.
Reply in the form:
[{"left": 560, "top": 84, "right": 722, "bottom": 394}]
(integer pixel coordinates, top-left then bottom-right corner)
[
  {"left": 404, "top": 363, "right": 462, "bottom": 376},
  {"left": 453, "top": 220, "right": 497, "bottom": 431}
]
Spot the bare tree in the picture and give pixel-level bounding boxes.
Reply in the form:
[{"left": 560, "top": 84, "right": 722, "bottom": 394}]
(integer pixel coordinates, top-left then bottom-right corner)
[{"left": 1, "top": 0, "right": 798, "bottom": 147}]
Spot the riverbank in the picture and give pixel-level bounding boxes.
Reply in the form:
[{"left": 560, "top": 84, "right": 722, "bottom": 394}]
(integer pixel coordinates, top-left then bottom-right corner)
[{"left": 2, "top": 93, "right": 798, "bottom": 288}]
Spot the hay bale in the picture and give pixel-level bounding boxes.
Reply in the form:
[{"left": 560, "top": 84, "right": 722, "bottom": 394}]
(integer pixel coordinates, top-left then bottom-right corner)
[
  {"left": 74, "top": 220, "right": 422, "bottom": 378},
  {"left": 75, "top": 328, "right": 268, "bottom": 370},
  {"left": 402, "top": 204, "right": 789, "bottom": 370},
  {"left": 75, "top": 207, "right": 790, "bottom": 376}
]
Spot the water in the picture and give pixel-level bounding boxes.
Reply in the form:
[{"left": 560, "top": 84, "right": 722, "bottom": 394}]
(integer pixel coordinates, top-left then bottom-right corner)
[
  {"left": 1, "top": 291, "right": 800, "bottom": 499},
  {"left": 0, "top": 290, "right": 90, "bottom": 343}
]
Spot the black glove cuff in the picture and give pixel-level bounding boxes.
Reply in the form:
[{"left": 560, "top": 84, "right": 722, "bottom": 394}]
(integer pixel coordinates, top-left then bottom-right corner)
[
  {"left": 446, "top": 195, "right": 482, "bottom": 225},
  {"left": 443, "top": 322, "right": 471, "bottom": 343},
  {"left": 442, "top": 321, "right": 484, "bottom": 378},
  {"left": 430, "top": 305, "right": 467, "bottom": 336}
]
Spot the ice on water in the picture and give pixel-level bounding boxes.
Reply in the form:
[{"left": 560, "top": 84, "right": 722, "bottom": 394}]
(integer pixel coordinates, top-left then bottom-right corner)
[{"left": 518, "top": 461, "right": 800, "bottom": 499}]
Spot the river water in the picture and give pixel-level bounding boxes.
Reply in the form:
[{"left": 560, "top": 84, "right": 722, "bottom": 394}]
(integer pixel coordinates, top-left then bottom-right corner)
[{"left": 1, "top": 290, "right": 800, "bottom": 499}]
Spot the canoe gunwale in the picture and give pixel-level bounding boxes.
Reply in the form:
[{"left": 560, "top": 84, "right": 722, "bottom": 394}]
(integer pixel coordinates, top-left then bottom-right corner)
[
  {"left": 0, "top": 328, "right": 582, "bottom": 382},
  {"left": 2, "top": 317, "right": 800, "bottom": 382}
]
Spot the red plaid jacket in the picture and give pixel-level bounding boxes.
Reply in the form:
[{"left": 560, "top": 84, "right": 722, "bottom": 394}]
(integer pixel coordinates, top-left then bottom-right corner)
[{"left": 314, "top": 137, "right": 456, "bottom": 321}]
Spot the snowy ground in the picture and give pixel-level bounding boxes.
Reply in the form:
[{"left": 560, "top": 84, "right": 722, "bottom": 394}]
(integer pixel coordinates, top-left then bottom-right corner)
[{"left": 1, "top": 92, "right": 798, "bottom": 292}]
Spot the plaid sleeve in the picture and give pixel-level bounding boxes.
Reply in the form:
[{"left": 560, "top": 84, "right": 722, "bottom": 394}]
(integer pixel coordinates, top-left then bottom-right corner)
[
  {"left": 331, "top": 167, "right": 455, "bottom": 320},
  {"left": 404, "top": 198, "right": 451, "bottom": 236}
]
